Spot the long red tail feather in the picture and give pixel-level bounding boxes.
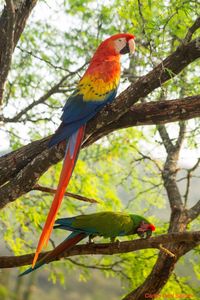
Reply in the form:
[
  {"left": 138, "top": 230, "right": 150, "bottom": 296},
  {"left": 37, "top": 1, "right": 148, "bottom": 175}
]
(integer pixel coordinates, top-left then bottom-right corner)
[{"left": 32, "top": 126, "right": 85, "bottom": 268}]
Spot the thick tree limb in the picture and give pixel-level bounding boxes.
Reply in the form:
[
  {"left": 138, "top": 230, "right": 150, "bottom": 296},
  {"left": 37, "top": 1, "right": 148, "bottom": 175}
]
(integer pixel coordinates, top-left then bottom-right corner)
[
  {"left": 84, "top": 95, "right": 200, "bottom": 146},
  {"left": 0, "top": 231, "right": 199, "bottom": 269},
  {"left": 0, "top": 136, "right": 49, "bottom": 186},
  {"left": 2, "top": 94, "right": 200, "bottom": 184},
  {"left": 1, "top": 94, "right": 200, "bottom": 209},
  {"left": 0, "top": 145, "right": 65, "bottom": 208}
]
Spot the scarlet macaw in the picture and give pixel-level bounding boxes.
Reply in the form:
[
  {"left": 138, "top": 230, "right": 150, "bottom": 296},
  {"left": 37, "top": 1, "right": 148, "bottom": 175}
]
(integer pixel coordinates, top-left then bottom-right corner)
[
  {"left": 33, "top": 33, "right": 136, "bottom": 267},
  {"left": 21, "top": 211, "right": 155, "bottom": 275}
]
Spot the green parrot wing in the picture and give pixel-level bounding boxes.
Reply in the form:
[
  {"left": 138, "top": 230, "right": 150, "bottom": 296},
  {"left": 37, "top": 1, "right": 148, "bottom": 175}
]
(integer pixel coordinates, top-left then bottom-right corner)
[{"left": 71, "top": 212, "right": 135, "bottom": 238}]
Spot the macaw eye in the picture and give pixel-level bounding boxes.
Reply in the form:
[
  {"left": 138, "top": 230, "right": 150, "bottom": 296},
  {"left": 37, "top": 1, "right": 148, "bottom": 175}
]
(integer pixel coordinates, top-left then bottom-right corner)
[{"left": 118, "top": 39, "right": 122, "bottom": 42}]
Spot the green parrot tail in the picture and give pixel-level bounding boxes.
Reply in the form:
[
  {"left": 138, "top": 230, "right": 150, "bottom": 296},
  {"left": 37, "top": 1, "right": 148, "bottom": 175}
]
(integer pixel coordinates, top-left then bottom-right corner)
[{"left": 19, "top": 260, "right": 44, "bottom": 277}]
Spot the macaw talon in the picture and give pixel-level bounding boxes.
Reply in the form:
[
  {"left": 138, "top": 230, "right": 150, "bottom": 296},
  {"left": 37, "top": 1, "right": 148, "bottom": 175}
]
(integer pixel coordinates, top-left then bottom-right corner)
[
  {"left": 88, "top": 235, "right": 95, "bottom": 244},
  {"left": 110, "top": 237, "right": 120, "bottom": 248},
  {"left": 138, "top": 231, "right": 151, "bottom": 239},
  {"left": 110, "top": 237, "right": 116, "bottom": 243},
  {"left": 137, "top": 231, "right": 145, "bottom": 239},
  {"left": 116, "top": 239, "right": 121, "bottom": 249}
]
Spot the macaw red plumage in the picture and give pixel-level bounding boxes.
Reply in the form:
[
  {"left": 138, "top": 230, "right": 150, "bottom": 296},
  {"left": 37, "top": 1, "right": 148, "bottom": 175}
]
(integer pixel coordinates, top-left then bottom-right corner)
[{"left": 33, "top": 33, "right": 135, "bottom": 267}]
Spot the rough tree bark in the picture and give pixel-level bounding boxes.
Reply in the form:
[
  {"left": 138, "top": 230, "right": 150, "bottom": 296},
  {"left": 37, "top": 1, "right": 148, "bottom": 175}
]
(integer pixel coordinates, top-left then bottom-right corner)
[{"left": 0, "top": 0, "right": 38, "bottom": 106}]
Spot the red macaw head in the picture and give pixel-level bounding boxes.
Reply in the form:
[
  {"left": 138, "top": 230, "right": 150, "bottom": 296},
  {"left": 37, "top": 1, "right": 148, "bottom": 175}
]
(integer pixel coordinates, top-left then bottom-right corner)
[
  {"left": 109, "top": 33, "right": 136, "bottom": 55},
  {"left": 94, "top": 33, "right": 136, "bottom": 58}
]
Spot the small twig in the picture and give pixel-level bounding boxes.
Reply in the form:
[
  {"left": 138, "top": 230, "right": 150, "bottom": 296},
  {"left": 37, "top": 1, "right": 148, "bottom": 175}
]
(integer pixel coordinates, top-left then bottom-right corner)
[
  {"left": 157, "top": 124, "right": 174, "bottom": 153},
  {"left": 3, "top": 62, "right": 87, "bottom": 123},
  {"left": 137, "top": 0, "right": 155, "bottom": 66},
  {"left": 33, "top": 184, "right": 100, "bottom": 204},
  {"left": 159, "top": 244, "right": 176, "bottom": 258},
  {"left": 17, "top": 46, "right": 71, "bottom": 71},
  {"left": 182, "top": 16, "right": 200, "bottom": 44},
  {"left": 184, "top": 158, "right": 200, "bottom": 206},
  {"left": 175, "top": 122, "right": 186, "bottom": 151}
]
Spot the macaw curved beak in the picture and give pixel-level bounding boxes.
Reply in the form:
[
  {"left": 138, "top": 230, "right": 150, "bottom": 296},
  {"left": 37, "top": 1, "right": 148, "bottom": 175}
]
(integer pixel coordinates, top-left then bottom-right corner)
[
  {"left": 120, "top": 38, "right": 135, "bottom": 55},
  {"left": 137, "top": 229, "right": 152, "bottom": 239},
  {"left": 128, "top": 38, "right": 135, "bottom": 54}
]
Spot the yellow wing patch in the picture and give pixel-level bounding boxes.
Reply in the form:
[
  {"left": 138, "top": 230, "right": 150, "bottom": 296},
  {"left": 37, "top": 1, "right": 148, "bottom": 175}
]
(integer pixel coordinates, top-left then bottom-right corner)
[{"left": 78, "top": 74, "right": 120, "bottom": 102}]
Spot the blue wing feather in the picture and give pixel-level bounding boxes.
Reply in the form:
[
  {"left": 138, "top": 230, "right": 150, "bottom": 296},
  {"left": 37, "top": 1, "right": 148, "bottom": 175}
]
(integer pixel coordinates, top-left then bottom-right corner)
[
  {"left": 49, "top": 89, "right": 117, "bottom": 147},
  {"left": 54, "top": 217, "right": 104, "bottom": 235}
]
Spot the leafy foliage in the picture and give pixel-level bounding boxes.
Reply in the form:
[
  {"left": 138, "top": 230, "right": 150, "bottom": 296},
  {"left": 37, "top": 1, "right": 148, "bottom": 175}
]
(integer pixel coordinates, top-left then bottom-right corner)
[{"left": 0, "top": 0, "right": 200, "bottom": 299}]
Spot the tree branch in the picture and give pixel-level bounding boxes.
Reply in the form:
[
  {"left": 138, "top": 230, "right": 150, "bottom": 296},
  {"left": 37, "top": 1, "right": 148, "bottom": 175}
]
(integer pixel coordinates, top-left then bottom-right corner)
[
  {"left": 32, "top": 184, "right": 99, "bottom": 204},
  {"left": 3, "top": 62, "right": 87, "bottom": 123},
  {"left": 0, "top": 231, "right": 199, "bottom": 269},
  {"left": 84, "top": 95, "right": 200, "bottom": 146},
  {"left": 188, "top": 200, "right": 200, "bottom": 221},
  {"left": 158, "top": 121, "right": 186, "bottom": 214},
  {"left": 0, "top": 145, "right": 65, "bottom": 208},
  {"left": 0, "top": 0, "right": 38, "bottom": 108},
  {"left": 0, "top": 0, "right": 15, "bottom": 105},
  {"left": 0, "top": 136, "right": 49, "bottom": 187},
  {"left": 157, "top": 124, "right": 173, "bottom": 153},
  {"left": 1, "top": 94, "right": 200, "bottom": 187},
  {"left": 183, "top": 158, "right": 200, "bottom": 206},
  {"left": 182, "top": 16, "right": 200, "bottom": 44},
  {"left": 175, "top": 121, "right": 186, "bottom": 151}
]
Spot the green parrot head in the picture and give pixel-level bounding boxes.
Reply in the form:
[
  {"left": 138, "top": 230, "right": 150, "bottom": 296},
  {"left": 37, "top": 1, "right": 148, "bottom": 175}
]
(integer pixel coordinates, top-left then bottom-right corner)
[{"left": 131, "top": 215, "right": 156, "bottom": 239}]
